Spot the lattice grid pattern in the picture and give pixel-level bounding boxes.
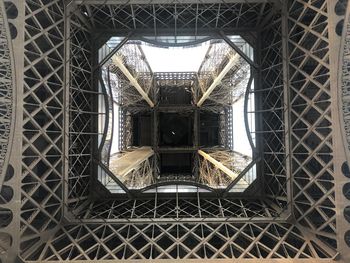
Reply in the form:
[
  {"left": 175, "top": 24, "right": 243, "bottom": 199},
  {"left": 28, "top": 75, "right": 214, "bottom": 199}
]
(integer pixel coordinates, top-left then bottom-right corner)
[
  {"left": 21, "top": 0, "right": 64, "bottom": 255},
  {"left": 288, "top": 0, "right": 336, "bottom": 251},
  {"left": 0, "top": 0, "right": 343, "bottom": 261},
  {"left": 74, "top": 197, "right": 281, "bottom": 221},
  {"left": 79, "top": 3, "right": 273, "bottom": 34},
  {"left": 67, "top": 10, "right": 93, "bottom": 212},
  {"left": 260, "top": 12, "right": 288, "bottom": 210},
  {"left": 29, "top": 222, "right": 331, "bottom": 261}
]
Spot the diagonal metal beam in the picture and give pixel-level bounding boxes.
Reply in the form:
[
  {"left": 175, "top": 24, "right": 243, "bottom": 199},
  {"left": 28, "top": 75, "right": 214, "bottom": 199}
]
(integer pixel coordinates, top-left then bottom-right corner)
[
  {"left": 95, "top": 34, "right": 130, "bottom": 70},
  {"left": 197, "top": 53, "right": 240, "bottom": 106},
  {"left": 110, "top": 147, "right": 154, "bottom": 177},
  {"left": 220, "top": 31, "right": 259, "bottom": 69},
  {"left": 198, "top": 150, "right": 245, "bottom": 183},
  {"left": 223, "top": 158, "right": 260, "bottom": 195},
  {"left": 112, "top": 55, "right": 155, "bottom": 107}
]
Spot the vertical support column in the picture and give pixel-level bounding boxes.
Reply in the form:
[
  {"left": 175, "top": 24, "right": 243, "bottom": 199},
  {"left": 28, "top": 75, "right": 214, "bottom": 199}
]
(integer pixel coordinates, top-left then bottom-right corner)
[
  {"left": 194, "top": 107, "right": 199, "bottom": 180},
  {"left": 255, "top": 30, "right": 265, "bottom": 194},
  {"left": 153, "top": 107, "right": 158, "bottom": 151},
  {"left": 328, "top": 0, "right": 350, "bottom": 261},
  {"left": 63, "top": 0, "right": 72, "bottom": 219},
  {"left": 152, "top": 70, "right": 159, "bottom": 181},
  {"left": 91, "top": 16, "right": 100, "bottom": 202},
  {"left": 281, "top": 2, "right": 293, "bottom": 216}
]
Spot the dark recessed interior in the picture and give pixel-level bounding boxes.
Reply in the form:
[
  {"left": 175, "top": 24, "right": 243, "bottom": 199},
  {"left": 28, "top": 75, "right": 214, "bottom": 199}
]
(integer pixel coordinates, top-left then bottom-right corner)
[
  {"left": 132, "top": 113, "right": 152, "bottom": 146},
  {"left": 200, "top": 112, "right": 220, "bottom": 147},
  {"left": 160, "top": 153, "right": 192, "bottom": 175},
  {"left": 159, "top": 86, "right": 192, "bottom": 105},
  {"left": 159, "top": 112, "right": 193, "bottom": 147}
]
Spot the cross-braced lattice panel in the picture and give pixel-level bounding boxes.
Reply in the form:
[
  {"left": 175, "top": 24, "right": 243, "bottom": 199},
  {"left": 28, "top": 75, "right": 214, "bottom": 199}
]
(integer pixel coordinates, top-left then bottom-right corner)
[
  {"left": 35, "top": 222, "right": 332, "bottom": 261},
  {"left": 12, "top": 0, "right": 342, "bottom": 261},
  {"left": 260, "top": 14, "right": 288, "bottom": 211},
  {"left": 79, "top": 3, "right": 273, "bottom": 34},
  {"left": 288, "top": 0, "right": 336, "bottom": 251},
  {"left": 74, "top": 197, "right": 280, "bottom": 221},
  {"left": 67, "top": 11, "right": 93, "bottom": 211},
  {"left": 21, "top": 0, "right": 64, "bottom": 255}
]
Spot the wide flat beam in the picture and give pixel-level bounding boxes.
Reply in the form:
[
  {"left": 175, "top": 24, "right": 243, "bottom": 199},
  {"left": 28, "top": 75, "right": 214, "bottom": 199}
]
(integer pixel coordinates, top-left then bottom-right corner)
[
  {"left": 112, "top": 55, "right": 155, "bottom": 107},
  {"left": 198, "top": 150, "right": 242, "bottom": 181},
  {"left": 26, "top": 259, "right": 340, "bottom": 263},
  {"left": 110, "top": 147, "right": 154, "bottom": 177},
  {"left": 74, "top": 0, "right": 279, "bottom": 4},
  {"left": 26, "top": 258, "right": 340, "bottom": 263},
  {"left": 197, "top": 53, "right": 240, "bottom": 107}
]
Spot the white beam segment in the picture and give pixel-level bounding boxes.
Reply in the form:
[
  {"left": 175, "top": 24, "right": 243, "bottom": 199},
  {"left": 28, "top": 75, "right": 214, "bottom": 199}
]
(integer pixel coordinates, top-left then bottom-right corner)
[
  {"left": 198, "top": 150, "right": 248, "bottom": 187},
  {"left": 197, "top": 53, "right": 240, "bottom": 107},
  {"left": 110, "top": 147, "right": 154, "bottom": 177},
  {"left": 112, "top": 55, "right": 155, "bottom": 107}
]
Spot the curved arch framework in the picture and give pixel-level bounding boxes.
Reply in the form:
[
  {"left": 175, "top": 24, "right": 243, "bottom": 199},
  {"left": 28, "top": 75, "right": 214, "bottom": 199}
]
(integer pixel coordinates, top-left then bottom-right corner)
[
  {"left": 0, "top": 1, "right": 16, "bottom": 263},
  {"left": 1, "top": 0, "right": 349, "bottom": 262},
  {"left": 341, "top": 2, "right": 350, "bottom": 164},
  {"left": 0, "top": 1, "right": 14, "bottom": 187},
  {"left": 339, "top": 0, "right": 350, "bottom": 259}
]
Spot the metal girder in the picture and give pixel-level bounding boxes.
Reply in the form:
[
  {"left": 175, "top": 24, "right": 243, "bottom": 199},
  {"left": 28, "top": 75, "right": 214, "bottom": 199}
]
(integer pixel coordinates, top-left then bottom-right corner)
[
  {"left": 336, "top": 0, "right": 350, "bottom": 261},
  {"left": 95, "top": 35, "right": 130, "bottom": 70},
  {"left": 223, "top": 158, "right": 259, "bottom": 195},
  {"left": 220, "top": 31, "right": 259, "bottom": 69},
  {"left": 74, "top": 0, "right": 279, "bottom": 4},
  {"left": 198, "top": 150, "right": 242, "bottom": 182},
  {"left": 197, "top": 53, "right": 240, "bottom": 106},
  {"left": 112, "top": 55, "right": 155, "bottom": 107},
  {"left": 287, "top": 0, "right": 337, "bottom": 252},
  {"left": 281, "top": 0, "right": 293, "bottom": 219},
  {"left": 1, "top": 0, "right": 344, "bottom": 261},
  {"left": 109, "top": 147, "right": 154, "bottom": 177},
  {"left": 25, "top": 260, "right": 340, "bottom": 263}
]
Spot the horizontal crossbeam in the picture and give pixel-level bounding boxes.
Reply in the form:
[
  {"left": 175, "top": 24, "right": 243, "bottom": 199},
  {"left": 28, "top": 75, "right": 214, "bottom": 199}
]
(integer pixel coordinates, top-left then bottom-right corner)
[{"left": 74, "top": 0, "right": 279, "bottom": 4}]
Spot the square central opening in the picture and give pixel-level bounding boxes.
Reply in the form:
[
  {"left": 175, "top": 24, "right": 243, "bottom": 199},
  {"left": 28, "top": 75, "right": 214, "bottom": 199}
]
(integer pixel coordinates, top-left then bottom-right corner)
[
  {"left": 97, "top": 37, "right": 257, "bottom": 193},
  {"left": 159, "top": 112, "right": 193, "bottom": 147}
]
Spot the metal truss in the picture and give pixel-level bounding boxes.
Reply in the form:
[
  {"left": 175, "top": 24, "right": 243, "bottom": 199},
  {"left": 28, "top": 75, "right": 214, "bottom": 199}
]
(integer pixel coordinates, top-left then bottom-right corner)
[
  {"left": 111, "top": 42, "right": 153, "bottom": 107},
  {"left": 66, "top": 5, "right": 93, "bottom": 214},
  {"left": 20, "top": 0, "right": 65, "bottom": 260},
  {"left": 0, "top": 1, "right": 14, "bottom": 182},
  {"left": 0, "top": 0, "right": 348, "bottom": 262},
  {"left": 73, "top": 2, "right": 274, "bottom": 36},
  {"left": 0, "top": 1, "right": 15, "bottom": 262},
  {"left": 342, "top": 4, "right": 350, "bottom": 157},
  {"left": 71, "top": 196, "right": 281, "bottom": 221},
  {"left": 109, "top": 148, "right": 155, "bottom": 189},
  {"left": 288, "top": 0, "right": 336, "bottom": 251},
  {"left": 338, "top": 0, "right": 350, "bottom": 258},
  {"left": 198, "top": 150, "right": 252, "bottom": 190},
  {"left": 25, "top": 222, "right": 333, "bottom": 261},
  {"left": 260, "top": 11, "right": 288, "bottom": 211}
]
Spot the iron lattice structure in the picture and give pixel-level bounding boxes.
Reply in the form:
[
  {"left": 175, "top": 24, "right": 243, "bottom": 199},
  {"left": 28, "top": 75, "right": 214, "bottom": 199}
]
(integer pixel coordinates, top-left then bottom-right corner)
[{"left": 0, "top": 0, "right": 349, "bottom": 262}]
